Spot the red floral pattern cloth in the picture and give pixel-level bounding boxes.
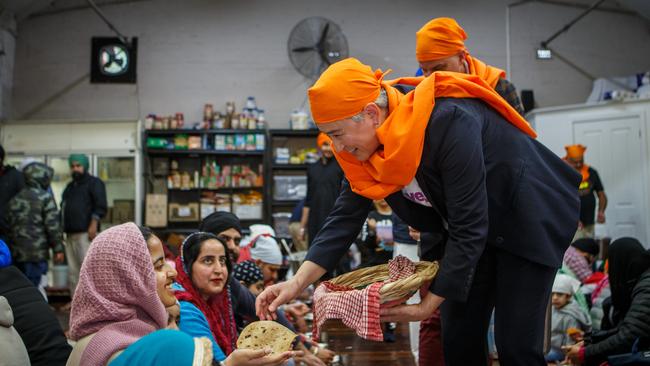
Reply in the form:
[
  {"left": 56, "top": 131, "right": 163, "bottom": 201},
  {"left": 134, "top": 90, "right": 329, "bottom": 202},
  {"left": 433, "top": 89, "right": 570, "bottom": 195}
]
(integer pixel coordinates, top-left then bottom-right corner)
[{"left": 313, "top": 256, "right": 416, "bottom": 341}]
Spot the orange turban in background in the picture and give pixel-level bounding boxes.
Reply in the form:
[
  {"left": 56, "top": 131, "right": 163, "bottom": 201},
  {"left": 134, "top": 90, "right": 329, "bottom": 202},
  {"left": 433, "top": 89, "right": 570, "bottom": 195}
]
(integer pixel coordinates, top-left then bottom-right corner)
[
  {"left": 564, "top": 144, "right": 589, "bottom": 183},
  {"left": 416, "top": 17, "right": 467, "bottom": 62},
  {"left": 416, "top": 17, "right": 505, "bottom": 88},
  {"left": 308, "top": 58, "right": 390, "bottom": 123},
  {"left": 316, "top": 132, "right": 332, "bottom": 148},
  {"left": 308, "top": 57, "right": 536, "bottom": 200},
  {"left": 565, "top": 144, "right": 587, "bottom": 159}
]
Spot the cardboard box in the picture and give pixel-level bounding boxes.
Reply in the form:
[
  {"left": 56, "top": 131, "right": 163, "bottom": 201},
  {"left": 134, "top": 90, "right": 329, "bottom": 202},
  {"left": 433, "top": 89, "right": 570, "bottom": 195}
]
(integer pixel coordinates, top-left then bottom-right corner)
[
  {"left": 200, "top": 202, "right": 217, "bottom": 220},
  {"left": 273, "top": 175, "right": 307, "bottom": 200},
  {"left": 113, "top": 159, "right": 134, "bottom": 179},
  {"left": 145, "top": 194, "right": 168, "bottom": 227},
  {"left": 168, "top": 203, "right": 200, "bottom": 222},
  {"left": 112, "top": 199, "right": 135, "bottom": 224},
  {"left": 234, "top": 203, "right": 263, "bottom": 220},
  {"left": 152, "top": 158, "right": 169, "bottom": 176}
]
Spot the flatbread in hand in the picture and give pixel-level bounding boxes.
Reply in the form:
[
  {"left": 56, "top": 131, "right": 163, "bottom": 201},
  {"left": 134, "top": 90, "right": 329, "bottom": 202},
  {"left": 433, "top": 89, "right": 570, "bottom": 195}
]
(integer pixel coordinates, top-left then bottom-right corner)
[{"left": 236, "top": 321, "right": 296, "bottom": 355}]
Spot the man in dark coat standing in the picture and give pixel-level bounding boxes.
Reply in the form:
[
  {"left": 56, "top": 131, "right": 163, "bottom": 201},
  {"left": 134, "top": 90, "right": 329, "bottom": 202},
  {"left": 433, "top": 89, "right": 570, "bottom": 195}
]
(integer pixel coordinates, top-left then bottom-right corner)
[
  {"left": 61, "top": 153, "right": 107, "bottom": 296},
  {"left": 257, "top": 58, "right": 581, "bottom": 366}
]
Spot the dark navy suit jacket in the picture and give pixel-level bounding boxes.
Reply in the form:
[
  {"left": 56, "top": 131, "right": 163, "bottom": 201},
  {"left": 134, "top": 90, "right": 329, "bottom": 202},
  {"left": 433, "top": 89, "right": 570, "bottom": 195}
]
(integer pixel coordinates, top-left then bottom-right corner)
[{"left": 304, "top": 96, "right": 581, "bottom": 302}]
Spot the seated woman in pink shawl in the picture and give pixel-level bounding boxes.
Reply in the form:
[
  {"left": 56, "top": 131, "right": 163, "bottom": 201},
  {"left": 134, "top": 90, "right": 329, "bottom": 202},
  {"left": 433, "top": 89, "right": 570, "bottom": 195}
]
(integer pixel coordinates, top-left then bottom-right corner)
[{"left": 66, "top": 222, "right": 295, "bottom": 366}]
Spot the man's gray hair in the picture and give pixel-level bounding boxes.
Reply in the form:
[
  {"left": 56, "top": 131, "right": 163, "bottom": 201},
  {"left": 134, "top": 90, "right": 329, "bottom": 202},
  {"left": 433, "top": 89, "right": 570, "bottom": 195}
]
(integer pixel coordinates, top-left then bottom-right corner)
[{"left": 350, "top": 88, "right": 388, "bottom": 122}]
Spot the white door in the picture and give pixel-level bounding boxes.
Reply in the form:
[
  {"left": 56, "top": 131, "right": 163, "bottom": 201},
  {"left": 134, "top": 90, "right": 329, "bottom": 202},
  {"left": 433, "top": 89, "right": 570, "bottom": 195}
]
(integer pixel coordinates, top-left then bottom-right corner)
[{"left": 573, "top": 114, "right": 646, "bottom": 242}]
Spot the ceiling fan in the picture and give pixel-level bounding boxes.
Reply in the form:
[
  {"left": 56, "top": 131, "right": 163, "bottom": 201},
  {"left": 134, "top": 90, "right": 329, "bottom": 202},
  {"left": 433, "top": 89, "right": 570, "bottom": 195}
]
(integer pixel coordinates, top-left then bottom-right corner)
[{"left": 288, "top": 17, "right": 349, "bottom": 80}]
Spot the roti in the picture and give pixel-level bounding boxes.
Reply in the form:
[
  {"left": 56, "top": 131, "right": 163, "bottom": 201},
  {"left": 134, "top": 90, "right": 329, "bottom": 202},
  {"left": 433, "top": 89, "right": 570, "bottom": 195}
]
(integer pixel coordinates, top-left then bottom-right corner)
[{"left": 236, "top": 321, "right": 297, "bottom": 355}]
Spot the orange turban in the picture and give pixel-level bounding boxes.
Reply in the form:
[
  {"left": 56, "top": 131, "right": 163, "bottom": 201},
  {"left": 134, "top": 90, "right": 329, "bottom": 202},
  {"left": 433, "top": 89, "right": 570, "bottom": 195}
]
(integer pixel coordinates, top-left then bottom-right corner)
[
  {"left": 416, "top": 18, "right": 505, "bottom": 88},
  {"left": 565, "top": 144, "right": 587, "bottom": 159},
  {"left": 316, "top": 132, "right": 332, "bottom": 148},
  {"left": 307, "top": 57, "right": 536, "bottom": 200},
  {"left": 416, "top": 17, "right": 467, "bottom": 62},
  {"left": 308, "top": 58, "right": 390, "bottom": 123}
]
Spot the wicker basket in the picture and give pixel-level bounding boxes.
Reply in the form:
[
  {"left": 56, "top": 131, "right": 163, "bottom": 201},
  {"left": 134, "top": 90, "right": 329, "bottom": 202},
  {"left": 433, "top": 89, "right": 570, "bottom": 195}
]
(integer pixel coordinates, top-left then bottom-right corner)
[{"left": 328, "top": 261, "right": 439, "bottom": 303}]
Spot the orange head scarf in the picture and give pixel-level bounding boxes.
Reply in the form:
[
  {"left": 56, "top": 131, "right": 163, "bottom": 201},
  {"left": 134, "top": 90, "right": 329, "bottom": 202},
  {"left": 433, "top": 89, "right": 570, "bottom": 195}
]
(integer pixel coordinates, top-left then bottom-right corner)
[
  {"left": 416, "top": 17, "right": 505, "bottom": 88},
  {"left": 416, "top": 17, "right": 466, "bottom": 62},
  {"left": 309, "top": 58, "right": 390, "bottom": 123},
  {"left": 564, "top": 144, "right": 590, "bottom": 183},
  {"left": 316, "top": 132, "right": 332, "bottom": 148},
  {"left": 565, "top": 144, "right": 586, "bottom": 159},
  {"left": 308, "top": 58, "right": 536, "bottom": 200}
]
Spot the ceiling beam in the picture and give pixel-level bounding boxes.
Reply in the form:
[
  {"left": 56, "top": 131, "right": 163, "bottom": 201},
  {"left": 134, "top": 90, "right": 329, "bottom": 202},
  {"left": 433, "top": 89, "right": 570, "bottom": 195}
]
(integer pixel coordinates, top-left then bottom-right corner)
[
  {"left": 528, "top": 0, "right": 637, "bottom": 15},
  {"left": 27, "top": 0, "right": 150, "bottom": 19}
]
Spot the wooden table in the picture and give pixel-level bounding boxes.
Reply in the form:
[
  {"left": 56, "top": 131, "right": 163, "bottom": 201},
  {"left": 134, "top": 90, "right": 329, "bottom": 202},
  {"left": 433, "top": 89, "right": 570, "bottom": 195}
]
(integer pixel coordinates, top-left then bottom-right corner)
[{"left": 319, "top": 320, "right": 416, "bottom": 366}]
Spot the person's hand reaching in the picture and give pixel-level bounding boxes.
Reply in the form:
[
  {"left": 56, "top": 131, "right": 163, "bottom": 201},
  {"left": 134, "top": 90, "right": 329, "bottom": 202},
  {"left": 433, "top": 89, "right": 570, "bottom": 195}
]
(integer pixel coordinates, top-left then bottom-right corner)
[{"left": 256, "top": 279, "right": 303, "bottom": 320}]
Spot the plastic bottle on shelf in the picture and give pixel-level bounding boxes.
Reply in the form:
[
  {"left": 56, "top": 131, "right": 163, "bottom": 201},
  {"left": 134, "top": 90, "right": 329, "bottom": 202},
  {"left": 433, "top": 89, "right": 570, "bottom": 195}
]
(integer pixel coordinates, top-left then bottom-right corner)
[
  {"left": 145, "top": 114, "right": 155, "bottom": 130},
  {"left": 231, "top": 114, "right": 240, "bottom": 130},
  {"left": 175, "top": 113, "right": 185, "bottom": 128},
  {"left": 248, "top": 111, "right": 257, "bottom": 130},
  {"left": 245, "top": 96, "right": 257, "bottom": 110},
  {"left": 256, "top": 109, "right": 266, "bottom": 130},
  {"left": 204, "top": 104, "right": 214, "bottom": 124},
  {"left": 240, "top": 109, "right": 250, "bottom": 129},
  {"left": 99, "top": 161, "right": 110, "bottom": 181}
]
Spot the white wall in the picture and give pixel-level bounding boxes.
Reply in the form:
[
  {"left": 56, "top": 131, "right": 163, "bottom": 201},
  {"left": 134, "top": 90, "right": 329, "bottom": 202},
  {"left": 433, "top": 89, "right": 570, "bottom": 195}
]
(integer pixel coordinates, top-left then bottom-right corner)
[
  {"left": 509, "top": 2, "right": 650, "bottom": 108},
  {"left": 9, "top": 0, "right": 650, "bottom": 127}
]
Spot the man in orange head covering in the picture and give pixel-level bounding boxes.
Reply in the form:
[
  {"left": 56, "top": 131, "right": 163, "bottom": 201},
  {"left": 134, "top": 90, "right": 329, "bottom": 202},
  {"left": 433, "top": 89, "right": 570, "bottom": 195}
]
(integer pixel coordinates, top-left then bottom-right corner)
[
  {"left": 564, "top": 144, "right": 608, "bottom": 239},
  {"left": 416, "top": 17, "right": 525, "bottom": 115},
  {"left": 257, "top": 57, "right": 581, "bottom": 366}
]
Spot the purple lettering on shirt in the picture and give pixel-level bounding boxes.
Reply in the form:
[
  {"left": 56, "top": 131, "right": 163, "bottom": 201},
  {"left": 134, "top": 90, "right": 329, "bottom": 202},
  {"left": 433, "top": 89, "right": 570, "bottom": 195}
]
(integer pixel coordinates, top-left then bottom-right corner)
[{"left": 403, "top": 191, "right": 430, "bottom": 203}]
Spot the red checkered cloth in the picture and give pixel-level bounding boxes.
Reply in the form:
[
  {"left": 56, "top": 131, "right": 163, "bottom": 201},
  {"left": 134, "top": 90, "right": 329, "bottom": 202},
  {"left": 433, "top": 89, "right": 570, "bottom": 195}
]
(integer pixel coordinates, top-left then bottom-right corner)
[
  {"left": 563, "top": 246, "right": 593, "bottom": 282},
  {"left": 388, "top": 255, "right": 416, "bottom": 281},
  {"left": 312, "top": 255, "right": 416, "bottom": 342}
]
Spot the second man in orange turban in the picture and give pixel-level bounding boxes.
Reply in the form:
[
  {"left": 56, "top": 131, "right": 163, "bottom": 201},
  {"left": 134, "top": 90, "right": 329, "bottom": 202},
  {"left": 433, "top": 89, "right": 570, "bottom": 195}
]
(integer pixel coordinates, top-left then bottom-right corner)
[{"left": 416, "top": 17, "right": 525, "bottom": 115}]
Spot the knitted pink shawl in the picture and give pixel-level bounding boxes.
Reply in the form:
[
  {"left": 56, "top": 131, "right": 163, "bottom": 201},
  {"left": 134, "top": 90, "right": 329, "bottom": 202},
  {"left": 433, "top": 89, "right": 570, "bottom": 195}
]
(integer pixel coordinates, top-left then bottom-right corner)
[{"left": 69, "top": 222, "right": 167, "bottom": 366}]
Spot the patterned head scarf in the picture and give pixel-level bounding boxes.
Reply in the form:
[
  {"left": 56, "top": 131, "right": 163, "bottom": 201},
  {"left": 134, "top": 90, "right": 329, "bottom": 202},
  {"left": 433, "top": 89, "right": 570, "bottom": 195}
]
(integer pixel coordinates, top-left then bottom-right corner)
[
  {"left": 233, "top": 260, "right": 264, "bottom": 286},
  {"left": 69, "top": 222, "right": 167, "bottom": 366}
]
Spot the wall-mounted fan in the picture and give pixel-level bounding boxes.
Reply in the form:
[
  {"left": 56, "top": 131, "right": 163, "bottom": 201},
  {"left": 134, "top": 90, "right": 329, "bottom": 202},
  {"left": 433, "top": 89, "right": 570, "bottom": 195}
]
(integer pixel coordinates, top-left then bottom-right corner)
[{"left": 288, "top": 17, "right": 349, "bottom": 80}]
